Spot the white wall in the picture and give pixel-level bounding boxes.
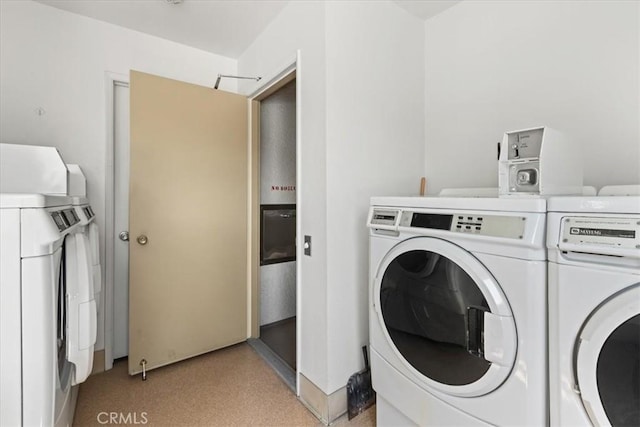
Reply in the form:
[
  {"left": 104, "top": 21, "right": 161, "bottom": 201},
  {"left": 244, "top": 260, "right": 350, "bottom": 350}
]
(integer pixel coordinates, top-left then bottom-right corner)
[
  {"left": 0, "top": 0, "right": 237, "bottom": 351},
  {"left": 239, "top": 0, "right": 425, "bottom": 395},
  {"left": 424, "top": 0, "right": 640, "bottom": 194},
  {"left": 324, "top": 1, "right": 425, "bottom": 393}
]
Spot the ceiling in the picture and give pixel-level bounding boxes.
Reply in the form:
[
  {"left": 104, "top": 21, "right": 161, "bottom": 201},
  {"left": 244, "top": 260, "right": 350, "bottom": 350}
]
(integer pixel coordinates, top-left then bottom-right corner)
[{"left": 36, "top": 0, "right": 460, "bottom": 59}]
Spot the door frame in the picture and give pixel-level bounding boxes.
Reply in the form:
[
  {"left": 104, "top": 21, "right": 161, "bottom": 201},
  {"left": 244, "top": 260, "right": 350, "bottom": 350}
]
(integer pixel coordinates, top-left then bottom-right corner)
[
  {"left": 245, "top": 51, "right": 301, "bottom": 395},
  {"left": 104, "top": 71, "right": 129, "bottom": 371}
]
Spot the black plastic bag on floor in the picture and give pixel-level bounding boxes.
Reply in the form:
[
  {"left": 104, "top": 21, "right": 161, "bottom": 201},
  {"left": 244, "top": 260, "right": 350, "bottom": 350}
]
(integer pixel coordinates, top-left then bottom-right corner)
[{"left": 346, "top": 346, "right": 376, "bottom": 420}]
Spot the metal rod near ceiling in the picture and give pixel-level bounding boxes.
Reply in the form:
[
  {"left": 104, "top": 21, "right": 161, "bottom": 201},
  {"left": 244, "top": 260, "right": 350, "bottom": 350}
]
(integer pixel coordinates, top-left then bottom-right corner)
[{"left": 214, "top": 74, "right": 262, "bottom": 90}]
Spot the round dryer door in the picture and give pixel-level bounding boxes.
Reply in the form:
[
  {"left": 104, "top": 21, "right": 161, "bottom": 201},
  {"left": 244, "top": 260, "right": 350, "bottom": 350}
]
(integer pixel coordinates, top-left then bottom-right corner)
[
  {"left": 575, "top": 283, "right": 640, "bottom": 427},
  {"left": 373, "top": 237, "right": 517, "bottom": 397}
]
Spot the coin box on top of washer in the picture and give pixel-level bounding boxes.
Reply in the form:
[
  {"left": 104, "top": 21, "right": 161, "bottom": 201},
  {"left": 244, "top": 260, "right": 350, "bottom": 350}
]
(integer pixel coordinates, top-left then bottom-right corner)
[{"left": 498, "top": 126, "right": 583, "bottom": 197}]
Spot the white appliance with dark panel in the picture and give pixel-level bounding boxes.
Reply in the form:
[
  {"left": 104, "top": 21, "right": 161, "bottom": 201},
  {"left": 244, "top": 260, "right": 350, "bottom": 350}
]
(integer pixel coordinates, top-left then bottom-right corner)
[
  {"left": 547, "top": 194, "right": 640, "bottom": 426},
  {"left": 0, "top": 193, "right": 97, "bottom": 427},
  {"left": 368, "top": 196, "right": 548, "bottom": 426}
]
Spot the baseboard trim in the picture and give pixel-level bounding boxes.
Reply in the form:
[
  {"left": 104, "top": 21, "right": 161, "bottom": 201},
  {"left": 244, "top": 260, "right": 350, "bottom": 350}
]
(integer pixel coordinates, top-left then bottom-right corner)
[{"left": 299, "top": 374, "right": 347, "bottom": 425}]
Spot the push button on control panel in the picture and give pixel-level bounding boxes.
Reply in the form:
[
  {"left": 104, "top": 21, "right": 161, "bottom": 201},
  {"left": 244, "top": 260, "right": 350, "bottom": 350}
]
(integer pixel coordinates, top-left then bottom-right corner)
[
  {"left": 454, "top": 216, "right": 484, "bottom": 234},
  {"left": 451, "top": 214, "right": 525, "bottom": 239},
  {"left": 396, "top": 209, "right": 526, "bottom": 239}
]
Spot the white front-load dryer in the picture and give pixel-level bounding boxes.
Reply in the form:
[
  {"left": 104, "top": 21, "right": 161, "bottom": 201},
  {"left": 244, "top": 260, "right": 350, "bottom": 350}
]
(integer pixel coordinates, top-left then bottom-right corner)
[
  {"left": 368, "top": 196, "right": 548, "bottom": 426},
  {"left": 0, "top": 193, "right": 97, "bottom": 426},
  {"left": 547, "top": 195, "right": 640, "bottom": 426}
]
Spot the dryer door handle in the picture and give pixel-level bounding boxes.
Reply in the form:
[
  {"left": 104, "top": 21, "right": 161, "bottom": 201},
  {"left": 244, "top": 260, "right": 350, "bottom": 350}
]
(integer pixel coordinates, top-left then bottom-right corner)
[
  {"left": 466, "top": 307, "right": 517, "bottom": 368},
  {"left": 483, "top": 312, "right": 517, "bottom": 367}
]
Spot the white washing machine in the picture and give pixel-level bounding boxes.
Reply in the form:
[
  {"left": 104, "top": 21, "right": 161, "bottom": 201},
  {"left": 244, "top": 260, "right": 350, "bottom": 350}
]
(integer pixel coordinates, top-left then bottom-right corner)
[
  {"left": 0, "top": 193, "right": 97, "bottom": 426},
  {"left": 547, "top": 194, "right": 640, "bottom": 426},
  {"left": 67, "top": 164, "right": 101, "bottom": 308},
  {"left": 368, "top": 196, "right": 548, "bottom": 426},
  {"left": 71, "top": 196, "right": 101, "bottom": 307}
]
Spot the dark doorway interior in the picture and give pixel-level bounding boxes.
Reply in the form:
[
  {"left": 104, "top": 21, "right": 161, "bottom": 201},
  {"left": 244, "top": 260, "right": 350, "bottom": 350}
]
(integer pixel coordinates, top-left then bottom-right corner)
[{"left": 260, "top": 316, "right": 296, "bottom": 370}]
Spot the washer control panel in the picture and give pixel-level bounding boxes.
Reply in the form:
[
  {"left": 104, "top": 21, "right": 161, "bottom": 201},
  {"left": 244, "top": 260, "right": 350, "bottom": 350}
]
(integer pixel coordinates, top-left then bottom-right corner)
[
  {"left": 50, "top": 211, "right": 69, "bottom": 231},
  {"left": 369, "top": 209, "right": 400, "bottom": 228},
  {"left": 50, "top": 208, "right": 80, "bottom": 231},
  {"left": 561, "top": 216, "right": 639, "bottom": 251},
  {"left": 82, "top": 205, "right": 95, "bottom": 220}
]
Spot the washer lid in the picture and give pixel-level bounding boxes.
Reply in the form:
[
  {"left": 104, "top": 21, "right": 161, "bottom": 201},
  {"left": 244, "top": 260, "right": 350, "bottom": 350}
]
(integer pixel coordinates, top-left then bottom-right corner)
[
  {"left": 575, "top": 284, "right": 640, "bottom": 427},
  {"left": 373, "top": 237, "right": 517, "bottom": 397}
]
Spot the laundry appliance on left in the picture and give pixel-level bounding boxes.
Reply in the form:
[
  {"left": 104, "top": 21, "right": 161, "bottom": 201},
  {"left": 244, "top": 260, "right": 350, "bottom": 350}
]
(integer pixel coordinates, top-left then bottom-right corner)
[{"left": 0, "top": 193, "right": 97, "bottom": 426}]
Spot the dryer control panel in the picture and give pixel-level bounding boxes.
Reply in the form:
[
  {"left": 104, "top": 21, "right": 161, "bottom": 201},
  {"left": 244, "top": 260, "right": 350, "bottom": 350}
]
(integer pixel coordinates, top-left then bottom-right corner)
[
  {"left": 402, "top": 212, "right": 525, "bottom": 239},
  {"left": 368, "top": 207, "right": 526, "bottom": 240}
]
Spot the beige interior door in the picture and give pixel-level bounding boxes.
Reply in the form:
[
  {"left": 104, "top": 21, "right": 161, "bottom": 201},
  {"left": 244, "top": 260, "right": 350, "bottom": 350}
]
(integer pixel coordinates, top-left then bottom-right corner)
[{"left": 128, "top": 70, "right": 248, "bottom": 375}]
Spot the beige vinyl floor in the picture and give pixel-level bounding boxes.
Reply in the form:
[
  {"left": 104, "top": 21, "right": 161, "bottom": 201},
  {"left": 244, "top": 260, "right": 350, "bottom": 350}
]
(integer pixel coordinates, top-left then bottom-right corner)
[{"left": 74, "top": 343, "right": 376, "bottom": 427}]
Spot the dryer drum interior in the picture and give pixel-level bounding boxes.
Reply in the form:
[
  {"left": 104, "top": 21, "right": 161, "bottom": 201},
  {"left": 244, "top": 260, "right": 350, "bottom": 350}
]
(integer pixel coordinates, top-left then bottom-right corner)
[{"left": 380, "top": 249, "right": 491, "bottom": 386}]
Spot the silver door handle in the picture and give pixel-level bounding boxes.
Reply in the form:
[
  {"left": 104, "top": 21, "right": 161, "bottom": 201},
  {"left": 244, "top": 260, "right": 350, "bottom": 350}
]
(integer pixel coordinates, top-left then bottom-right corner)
[
  {"left": 137, "top": 235, "right": 148, "bottom": 245},
  {"left": 119, "top": 231, "right": 129, "bottom": 241}
]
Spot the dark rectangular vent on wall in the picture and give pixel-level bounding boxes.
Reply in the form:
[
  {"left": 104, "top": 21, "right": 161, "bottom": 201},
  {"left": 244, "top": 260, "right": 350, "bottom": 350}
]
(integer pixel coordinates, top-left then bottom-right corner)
[{"left": 260, "top": 204, "right": 296, "bottom": 265}]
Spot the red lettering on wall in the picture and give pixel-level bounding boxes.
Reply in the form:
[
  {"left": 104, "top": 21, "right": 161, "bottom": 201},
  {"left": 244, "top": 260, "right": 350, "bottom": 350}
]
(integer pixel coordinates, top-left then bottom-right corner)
[{"left": 270, "top": 185, "right": 296, "bottom": 192}]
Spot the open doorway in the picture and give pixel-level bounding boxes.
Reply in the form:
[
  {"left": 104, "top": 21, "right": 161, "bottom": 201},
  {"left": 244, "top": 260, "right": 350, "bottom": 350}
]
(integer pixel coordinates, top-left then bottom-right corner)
[{"left": 255, "top": 79, "right": 297, "bottom": 379}]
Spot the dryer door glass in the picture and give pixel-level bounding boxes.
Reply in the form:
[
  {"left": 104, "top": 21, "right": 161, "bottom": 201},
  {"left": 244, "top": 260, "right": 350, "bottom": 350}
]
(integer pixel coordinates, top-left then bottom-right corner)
[
  {"left": 596, "top": 314, "right": 640, "bottom": 426},
  {"left": 380, "top": 250, "right": 491, "bottom": 385}
]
